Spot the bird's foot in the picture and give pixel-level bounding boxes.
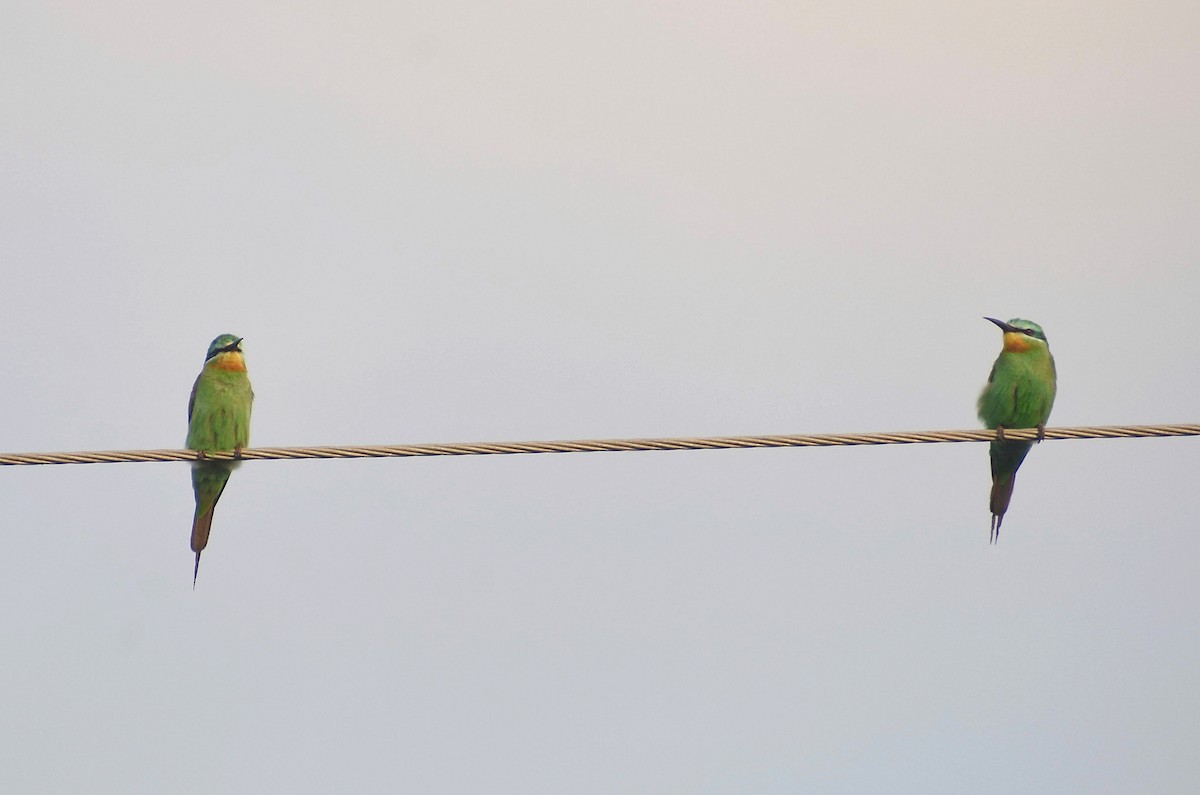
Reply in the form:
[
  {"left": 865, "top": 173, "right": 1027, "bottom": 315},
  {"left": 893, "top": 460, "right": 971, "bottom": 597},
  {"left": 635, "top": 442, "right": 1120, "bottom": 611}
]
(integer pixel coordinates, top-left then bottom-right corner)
[
  {"left": 195, "top": 450, "right": 208, "bottom": 461},
  {"left": 1036, "top": 423, "right": 1046, "bottom": 442},
  {"left": 994, "top": 425, "right": 1007, "bottom": 443},
  {"left": 233, "top": 446, "right": 244, "bottom": 461}
]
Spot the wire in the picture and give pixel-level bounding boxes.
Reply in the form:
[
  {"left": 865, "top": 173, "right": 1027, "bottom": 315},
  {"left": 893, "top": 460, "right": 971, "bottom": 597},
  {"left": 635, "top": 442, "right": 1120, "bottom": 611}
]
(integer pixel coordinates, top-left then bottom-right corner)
[{"left": 1, "top": 424, "right": 1196, "bottom": 467}]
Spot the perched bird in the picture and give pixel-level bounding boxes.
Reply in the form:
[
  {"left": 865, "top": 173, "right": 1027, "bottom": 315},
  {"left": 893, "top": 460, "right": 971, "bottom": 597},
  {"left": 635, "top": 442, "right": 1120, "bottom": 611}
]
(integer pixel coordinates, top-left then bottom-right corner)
[
  {"left": 977, "top": 317, "right": 1057, "bottom": 543},
  {"left": 186, "top": 334, "right": 254, "bottom": 585}
]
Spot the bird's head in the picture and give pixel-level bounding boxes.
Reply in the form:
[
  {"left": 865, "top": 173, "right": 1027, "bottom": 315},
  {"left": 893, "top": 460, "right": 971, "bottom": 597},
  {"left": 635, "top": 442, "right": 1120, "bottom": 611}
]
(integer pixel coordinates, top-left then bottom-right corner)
[
  {"left": 204, "top": 334, "right": 247, "bottom": 371},
  {"left": 985, "top": 317, "right": 1048, "bottom": 353}
]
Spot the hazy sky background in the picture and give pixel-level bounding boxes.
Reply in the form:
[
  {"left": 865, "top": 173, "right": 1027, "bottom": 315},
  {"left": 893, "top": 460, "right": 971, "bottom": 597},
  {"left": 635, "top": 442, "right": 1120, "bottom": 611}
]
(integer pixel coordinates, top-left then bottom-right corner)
[{"left": 3, "top": 1, "right": 1199, "bottom": 792}]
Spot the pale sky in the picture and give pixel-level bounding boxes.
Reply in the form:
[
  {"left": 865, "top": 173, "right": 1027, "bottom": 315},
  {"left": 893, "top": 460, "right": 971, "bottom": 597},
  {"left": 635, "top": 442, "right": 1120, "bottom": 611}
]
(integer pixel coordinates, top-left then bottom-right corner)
[{"left": 3, "top": 2, "right": 1199, "bottom": 792}]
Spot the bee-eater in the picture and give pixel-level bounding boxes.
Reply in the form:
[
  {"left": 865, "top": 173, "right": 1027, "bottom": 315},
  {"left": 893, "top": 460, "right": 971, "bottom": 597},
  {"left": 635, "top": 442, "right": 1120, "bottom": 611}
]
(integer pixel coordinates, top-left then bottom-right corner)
[
  {"left": 186, "top": 334, "right": 254, "bottom": 585},
  {"left": 977, "top": 317, "right": 1056, "bottom": 543}
]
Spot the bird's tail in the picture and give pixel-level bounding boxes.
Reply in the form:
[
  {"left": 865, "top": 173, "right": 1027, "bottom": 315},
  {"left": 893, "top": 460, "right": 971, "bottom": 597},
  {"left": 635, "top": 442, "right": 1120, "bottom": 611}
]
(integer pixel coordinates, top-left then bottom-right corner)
[
  {"left": 191, "top": 508, "right": 213, "bottom": 589},
  {"left": 989, "top": 474, "right": 1016, "bottom": 543},
  {"left": 190, "top": 462, "right": 231, "bottom": 586},
  {"left": 988, "top": 440, "right": 1032, "bottom": 543}
]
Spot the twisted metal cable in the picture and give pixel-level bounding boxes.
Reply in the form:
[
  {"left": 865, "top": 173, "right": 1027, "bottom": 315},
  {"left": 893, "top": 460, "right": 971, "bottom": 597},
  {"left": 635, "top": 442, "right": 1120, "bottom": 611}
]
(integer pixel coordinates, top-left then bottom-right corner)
[{"left": 1, "top": 424, "right": 1197, "bottom": 467}]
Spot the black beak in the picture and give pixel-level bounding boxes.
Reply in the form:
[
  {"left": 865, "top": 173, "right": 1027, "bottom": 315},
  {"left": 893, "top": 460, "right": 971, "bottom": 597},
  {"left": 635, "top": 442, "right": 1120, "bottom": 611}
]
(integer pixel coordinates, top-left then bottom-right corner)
[{"left": 984, "top": 317, "right": 1015, "bottom": 333}]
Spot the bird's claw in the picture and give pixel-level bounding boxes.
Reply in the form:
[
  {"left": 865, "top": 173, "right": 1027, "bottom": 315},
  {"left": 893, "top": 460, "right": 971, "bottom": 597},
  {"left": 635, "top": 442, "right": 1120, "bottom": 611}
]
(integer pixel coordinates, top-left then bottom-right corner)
[
  {"left": 195, "top": 450, "right": 208, "bottom": 461},
  {"left": 233, "top": 446, "right": 244, "bottom": 461},
  {"left": 995, "top": 425, "right": 1006, "bottom": 443},
  {"left": 1036, "top": 424, "right": 1046, "bottom": 442}
]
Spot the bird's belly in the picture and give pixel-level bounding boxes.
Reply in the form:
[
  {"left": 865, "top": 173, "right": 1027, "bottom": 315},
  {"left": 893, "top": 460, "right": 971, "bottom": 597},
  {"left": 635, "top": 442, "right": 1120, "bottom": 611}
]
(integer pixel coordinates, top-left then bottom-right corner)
[{"left": 187, "top": 404, "right": 250, "bottom": 451}]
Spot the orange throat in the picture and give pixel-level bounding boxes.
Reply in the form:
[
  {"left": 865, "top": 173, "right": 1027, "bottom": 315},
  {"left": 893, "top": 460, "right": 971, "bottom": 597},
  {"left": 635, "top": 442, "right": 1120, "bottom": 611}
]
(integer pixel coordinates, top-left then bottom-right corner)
[
  {"left": 211, "top": 351, "right": 247, "bottom": 372},
  {"left": 1002, "top": 332, "right": 1032, "bottom": 353}
]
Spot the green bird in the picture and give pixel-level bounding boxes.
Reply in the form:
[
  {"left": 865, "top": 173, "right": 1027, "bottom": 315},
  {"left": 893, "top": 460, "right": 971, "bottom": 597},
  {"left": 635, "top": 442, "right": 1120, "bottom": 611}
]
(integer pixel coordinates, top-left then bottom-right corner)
[
  {"left": 977, "top": 317, "right": 1057, "bottom": 543},
  {"left": 186, "top": 334, "right": 254, "bottom": 585}
]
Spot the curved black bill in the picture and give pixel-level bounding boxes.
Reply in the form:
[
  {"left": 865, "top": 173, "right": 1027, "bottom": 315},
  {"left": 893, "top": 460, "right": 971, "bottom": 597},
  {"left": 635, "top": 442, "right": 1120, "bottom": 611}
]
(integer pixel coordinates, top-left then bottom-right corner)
[{"left": 984, "top": 317, "right": 1014, "bottom": 333}]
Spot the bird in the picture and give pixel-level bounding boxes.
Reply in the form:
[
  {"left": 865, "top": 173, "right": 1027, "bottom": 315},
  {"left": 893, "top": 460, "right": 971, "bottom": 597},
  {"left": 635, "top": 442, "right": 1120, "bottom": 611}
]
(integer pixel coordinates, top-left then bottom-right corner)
[
  {"left": 186, "top": 334, "right": 254, "bottom": 585},
  {"left": 977, "top": 317, "right": 1057, "bottom": 543}
]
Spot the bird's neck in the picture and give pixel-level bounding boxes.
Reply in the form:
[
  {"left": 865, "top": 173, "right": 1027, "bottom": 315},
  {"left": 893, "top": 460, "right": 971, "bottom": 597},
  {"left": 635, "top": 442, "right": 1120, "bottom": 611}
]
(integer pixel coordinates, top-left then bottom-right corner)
[
  {"left": 209, "top": 351, "right": 247, "bottom": 372},
  {"left": 1002, "top": 332, "right": 1037, "bottom": 354}
]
